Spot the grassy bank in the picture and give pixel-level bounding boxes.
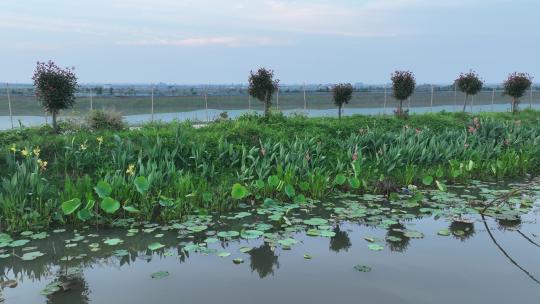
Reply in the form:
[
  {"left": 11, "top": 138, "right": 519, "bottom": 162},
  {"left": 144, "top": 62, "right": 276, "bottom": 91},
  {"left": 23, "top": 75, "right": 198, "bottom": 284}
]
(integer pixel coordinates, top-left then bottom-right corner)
[{"left": 1, "top": 110, "right": 540, "bottom": 232}]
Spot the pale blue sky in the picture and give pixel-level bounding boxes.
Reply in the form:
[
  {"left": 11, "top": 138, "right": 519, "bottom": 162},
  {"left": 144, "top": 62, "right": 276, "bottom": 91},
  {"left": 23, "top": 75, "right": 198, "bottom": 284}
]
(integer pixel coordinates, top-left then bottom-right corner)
[{"left": 0, "top": 0, "right": 538, "bottom": 84}]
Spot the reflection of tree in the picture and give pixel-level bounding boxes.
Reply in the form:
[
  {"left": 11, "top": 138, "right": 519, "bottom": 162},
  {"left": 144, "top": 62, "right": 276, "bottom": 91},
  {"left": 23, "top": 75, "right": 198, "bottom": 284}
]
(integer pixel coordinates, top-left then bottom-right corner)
[
  {"left": 449, "top": 220, "right": 475, "bottom": 241},
  {"left": 385, "top": 223, "right": 410, "bottom": 253},
  {"left": 329, "top": 225, "right": 351, "bottom": 253},
  {"left": 496, "top": 217, "right": 522, "bottom": 231},
  {"left": 248, "top": 243, "right": 279, "bottom": 278},
  {"left": 481, "top": 214, "right": 540, "bottom": 285},
  {"left": 46, "top": 269, "right": 90, "bottom": 304}
]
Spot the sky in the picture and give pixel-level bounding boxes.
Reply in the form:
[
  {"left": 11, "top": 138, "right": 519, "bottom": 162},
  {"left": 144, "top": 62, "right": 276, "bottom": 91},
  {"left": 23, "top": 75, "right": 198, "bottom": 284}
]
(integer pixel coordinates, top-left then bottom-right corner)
[{"left": 0, "top": 0, "right": 538, "bottom": 84}]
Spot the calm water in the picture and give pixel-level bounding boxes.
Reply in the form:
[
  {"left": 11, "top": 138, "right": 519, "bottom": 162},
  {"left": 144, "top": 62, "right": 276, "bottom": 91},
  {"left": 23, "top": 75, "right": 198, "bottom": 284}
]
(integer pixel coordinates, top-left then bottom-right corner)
[
  {"left": 2, "top": 103, "right": 539, "bottom": 130},
  {"left": 1, "top": 181, "right": 540, "bottom": 303}
]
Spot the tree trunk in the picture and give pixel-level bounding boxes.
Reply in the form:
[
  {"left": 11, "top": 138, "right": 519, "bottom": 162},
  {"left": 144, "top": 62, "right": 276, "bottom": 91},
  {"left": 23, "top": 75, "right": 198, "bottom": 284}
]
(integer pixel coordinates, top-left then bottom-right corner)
[
  {"left": 338, "top": 105, "right": 342, "bottom": 120},
  {"left": 52, "top": 111, "right": 58, "bottom": 132},
  {"left": 512, "top": 97, "right": 518, "bottom": 113},
  {"left": 462, "top": 94, "right": 468, "bottom": 112},
  {"left": 397, "top": 100, "right": 403, "bottom": 117}
]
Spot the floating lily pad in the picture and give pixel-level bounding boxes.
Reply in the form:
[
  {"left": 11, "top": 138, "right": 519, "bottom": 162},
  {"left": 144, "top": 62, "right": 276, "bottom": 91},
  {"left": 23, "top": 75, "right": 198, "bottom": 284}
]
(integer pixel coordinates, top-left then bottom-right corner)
[
  {"left": 148, "top": 242, "right": 165, "bottom": 251},
  {"left": 9, "top": 239, "right": 30, "bottom": 247},
  {"left": 20, "top": 251, "right": 44, "bottom": 261},
  {"left": 104, "top": 238, "right": 123, "bottom": 246},
  {"left": 303, "top": 218, "right": 328, "bottom": 226},
  {"left": 151, "top": 271, "right": 170, "bottom": 279},
  {"left": 241, "top": 230, "right": 264, "bottom": 239},
  {"left": 217, "top": 231, "right": 240, "bottom": 238},
  {"left": 354, "top": 265, "right": 372, "bottom": 272},
  {"left": 239, "top": 246, "right": 253, "bottom": 253},
  {"left": 403, "top": 230, "right": 424, "bottom": 238},
  {"left": 437, "top": 229, "right": 451, "bottom": 236},
  {"left": 367, "top": 244, "right": 384, "bottom": 251}
]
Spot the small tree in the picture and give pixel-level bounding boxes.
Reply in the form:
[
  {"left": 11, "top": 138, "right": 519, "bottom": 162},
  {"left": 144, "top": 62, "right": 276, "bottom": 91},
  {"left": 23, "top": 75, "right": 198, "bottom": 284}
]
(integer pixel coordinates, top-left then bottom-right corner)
[
  {"left": 503, "top": 72, "right": 532, "bottom": 113},
  {"left": 332, "top": 83, "right": 353, "bottom": 120},
  {"left": 248, "top": 68, "right": 279, "bottom": 117},
  {"left": 455, "top": 70, "right": 483, "bottom": 112},
  {"left": 391, "top": 70, "right": 415, "bottom": 117},
  {"left": 33, "top": 61, "right": 78, "bottom": 131}
]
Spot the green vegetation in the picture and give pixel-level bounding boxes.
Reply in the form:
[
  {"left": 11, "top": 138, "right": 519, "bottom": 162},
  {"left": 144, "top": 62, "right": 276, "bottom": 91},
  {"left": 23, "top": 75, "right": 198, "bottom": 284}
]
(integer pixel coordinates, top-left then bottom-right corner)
[
  {"left": 332, "top": 83, "right": 354, "bottom": 120},
  {"left": 504, "top": 72, "right": 533, "bottom": 113},
  {"left": 32, "top": 61, "right": 78, "bottom": 131},
  {"left": 248, "top": 67, "right": 279, "bottom": 117},
  {"left": 456, "top": 70, "right": 483, "bottom": 112},
  {"left": 1, "top": 110, "right": 540, "bottom": 232},
  {"left": 391, "top": 70, "right": 416, "bottom": 117}
]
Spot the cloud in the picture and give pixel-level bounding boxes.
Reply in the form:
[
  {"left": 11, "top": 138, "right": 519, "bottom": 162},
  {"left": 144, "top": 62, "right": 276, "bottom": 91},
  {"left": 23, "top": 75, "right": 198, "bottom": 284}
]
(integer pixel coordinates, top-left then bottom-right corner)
[{"left": 119, "top": 36, "right": 281, "bottom": 47}]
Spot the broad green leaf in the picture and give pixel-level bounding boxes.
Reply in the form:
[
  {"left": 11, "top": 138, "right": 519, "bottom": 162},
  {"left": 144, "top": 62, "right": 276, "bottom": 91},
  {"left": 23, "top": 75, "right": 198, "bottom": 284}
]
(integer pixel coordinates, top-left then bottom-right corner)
[
  {"left": 61, "top": 198, "right": 81, "bottom": 215},
  {"left": 422, "top": 176, "right": 434, "bottom": 186},
  {"left": 134, "top": 176, "right": 150, "bottom": 194},
  {"left": 334, "top": 174, "right": 347, "bottom": 185},
  {"left": 268, "top": 175, "right": 280, "bottom": 188},
  {"left": 94, "top": 181, "right": 112, "bottom": 198},
  {"left": 231, "top": 183, "right": 249, "bottom": 200},
  {"left": 76, "top": 209, "right": 93, "bottom": 221},
  {"left": 159, "top": 196, "right": 175, "bottom": 207},
  {"left": 436, "top": 180, "right": 447, "bottom": 192},
  {"left": 349, "top": 177, "right": 361, "bottom": 189},
  {"left": 100, "top": 197, "right": 120, "bottom": 214},
  {"left": 123, "top": 205, "right": 140, "bottom": 213},
  {"left": 284, "top": 184, "right": 296, "bottom": 198}
]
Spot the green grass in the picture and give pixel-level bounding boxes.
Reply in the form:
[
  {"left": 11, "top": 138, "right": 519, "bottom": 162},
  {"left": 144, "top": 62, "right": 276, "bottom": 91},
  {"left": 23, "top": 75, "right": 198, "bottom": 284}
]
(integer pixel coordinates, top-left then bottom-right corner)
[{"left": 1, "top": 110, "right": 540, "bottom": 232}]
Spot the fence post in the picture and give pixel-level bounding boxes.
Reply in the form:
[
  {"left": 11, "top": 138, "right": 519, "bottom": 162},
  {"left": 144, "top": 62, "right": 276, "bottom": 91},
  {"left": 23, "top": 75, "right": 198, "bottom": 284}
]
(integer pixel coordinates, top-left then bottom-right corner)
[
  {"left": 430, "top": 84, "right": 434, "bottom": 113},
  {"left": 453, "top": 84, "right": 457, "bottom": 112},
  {"left": 303, "top": 83, "right": 307, "bottom": 111},
  {"left": 89, "top": 88, "right": 93, "bottom": 111},
  {"left": 276, "top": 85, "right": 279, "bottom": 110},
  {"left": 204, "top": 87, "right": 209, "bottom": 122},
  {"left": 383, "top": 85, "right": 387, "bottom": 115},
  {"left": 530, "top": 86, "right": 533, "bottom": 109},
  {"left": 6, "top": 83, "right": 13, "bottom": 129},
  {"left": 491, "top": 87, "right": 495, "bottom": 112},
  {"left": 151, "top": 85, "right": 155, "bottom": 122}
]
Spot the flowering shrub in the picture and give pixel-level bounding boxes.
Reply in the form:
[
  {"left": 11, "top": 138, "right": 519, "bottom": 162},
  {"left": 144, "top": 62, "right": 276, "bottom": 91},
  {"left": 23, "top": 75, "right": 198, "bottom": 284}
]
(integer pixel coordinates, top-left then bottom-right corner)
[
  {"left": 455, "top": 71, "right": 483, "bottom": 112},
  {"left": 503, "top": 72, "right": 533, "bottom": 113}
]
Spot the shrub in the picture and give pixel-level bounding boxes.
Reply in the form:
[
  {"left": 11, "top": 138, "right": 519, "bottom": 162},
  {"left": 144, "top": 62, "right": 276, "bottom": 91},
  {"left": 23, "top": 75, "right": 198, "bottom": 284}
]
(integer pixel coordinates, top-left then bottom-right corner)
[
  {"left": 248, "top": 68, "right": 279, "bottom": 118},
  {"left": 85, "top": 110, "right": 126, "bottom": 130},
  {"left": 332, "top": 83, "right": 354, "bottom": 120},
  {"left": 503, "top": 72, "right": 532, "bottom": 113},
  {"left": 33, "top": 61, "right": 78, "bottom": 132},
  {"left": 455, "top": 71, "right": 483, "bottom": 112},
  {"left": 391, "top": 71, "right": 415, "bottom": 118}
]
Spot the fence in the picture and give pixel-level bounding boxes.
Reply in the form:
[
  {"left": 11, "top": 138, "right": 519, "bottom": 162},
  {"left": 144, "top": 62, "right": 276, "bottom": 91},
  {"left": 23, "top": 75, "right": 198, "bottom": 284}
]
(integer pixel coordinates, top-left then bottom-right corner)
[{"left": 0, "top": 84, "right": 539, "bottom": 129}]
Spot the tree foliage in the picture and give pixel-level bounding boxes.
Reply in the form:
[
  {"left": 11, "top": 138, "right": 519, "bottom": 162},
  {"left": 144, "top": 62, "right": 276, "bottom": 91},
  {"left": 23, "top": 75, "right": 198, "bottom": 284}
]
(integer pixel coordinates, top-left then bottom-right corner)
[
  {"left": 504, "top": 72, "right": 532, "bottom": 113},
  {"left": 248, "top": 68, "right": 279, "bottom": 117},
  {"left": 391, "top": 70, "right": 416, "bottom": 117},
  {"left": 332, "top": 83, "right": 353, "bottom": 119},
  {"left": 455, "top": 70, "right": 483, "bottom": 112},
  {"left": 33, "top": 61, "right": 78, "bottom": 131}
]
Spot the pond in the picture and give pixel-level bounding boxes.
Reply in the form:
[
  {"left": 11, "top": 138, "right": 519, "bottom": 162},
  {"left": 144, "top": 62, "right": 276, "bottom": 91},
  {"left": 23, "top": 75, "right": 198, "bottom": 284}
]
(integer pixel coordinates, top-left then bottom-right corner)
[
  {"left": 1, "top": 179, "right": 539, "bottom": 303},
  {"left": 3, "top": 103, "right": 540, "bottom": 130}
]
